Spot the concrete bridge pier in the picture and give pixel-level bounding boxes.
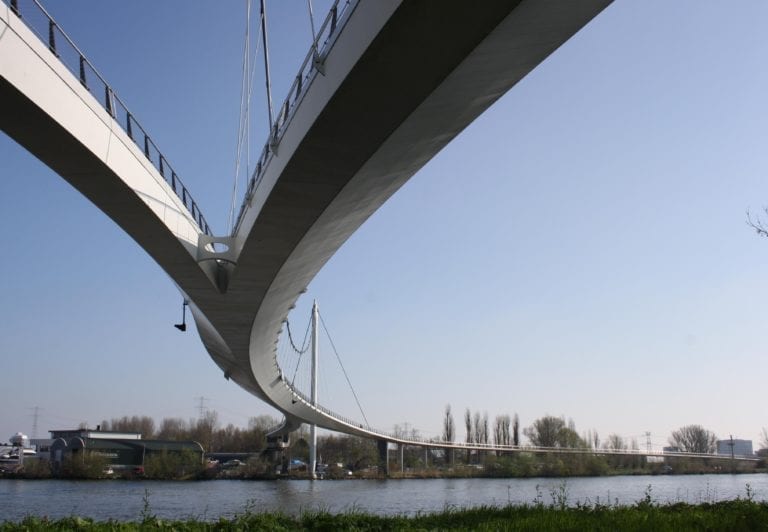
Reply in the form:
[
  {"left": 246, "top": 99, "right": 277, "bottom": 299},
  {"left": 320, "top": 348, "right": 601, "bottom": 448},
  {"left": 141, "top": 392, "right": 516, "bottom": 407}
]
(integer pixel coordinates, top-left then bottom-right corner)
[
  {"left": 266, "top": 434, "right": 290, "bottom": 473},
  {"left": 377, "top": 440, "right": 389, "bottom": 476}
]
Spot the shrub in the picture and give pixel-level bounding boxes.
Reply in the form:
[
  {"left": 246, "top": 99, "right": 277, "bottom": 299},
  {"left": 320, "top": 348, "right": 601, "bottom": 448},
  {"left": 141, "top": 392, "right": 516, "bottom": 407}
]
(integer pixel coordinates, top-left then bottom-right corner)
[
  {"left": 143, "top": 450, "right": 203, "bottom": 479},
  {"left": 58, "top": 451, "right": 109, "bottom": 479}
]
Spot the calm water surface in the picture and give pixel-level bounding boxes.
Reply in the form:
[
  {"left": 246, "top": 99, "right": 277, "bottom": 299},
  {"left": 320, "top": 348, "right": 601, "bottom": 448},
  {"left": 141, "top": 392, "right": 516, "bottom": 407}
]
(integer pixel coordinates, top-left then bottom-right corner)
[{"left": 1, "top": 475, "right": 767, "bottom": 522}]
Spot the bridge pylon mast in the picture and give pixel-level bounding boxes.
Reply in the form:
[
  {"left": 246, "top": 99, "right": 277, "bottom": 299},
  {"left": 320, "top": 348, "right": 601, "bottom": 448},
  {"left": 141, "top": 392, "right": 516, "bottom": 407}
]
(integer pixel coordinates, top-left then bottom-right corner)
[{"left": 310, "top": 300, "right": 319, "bottom": 479}]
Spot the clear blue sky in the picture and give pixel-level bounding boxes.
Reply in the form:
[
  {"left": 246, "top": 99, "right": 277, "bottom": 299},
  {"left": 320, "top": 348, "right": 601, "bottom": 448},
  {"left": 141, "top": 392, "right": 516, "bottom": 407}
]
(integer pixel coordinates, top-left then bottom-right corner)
[{"left": 2, "top": 0, "right": 768, "bottom": 451}]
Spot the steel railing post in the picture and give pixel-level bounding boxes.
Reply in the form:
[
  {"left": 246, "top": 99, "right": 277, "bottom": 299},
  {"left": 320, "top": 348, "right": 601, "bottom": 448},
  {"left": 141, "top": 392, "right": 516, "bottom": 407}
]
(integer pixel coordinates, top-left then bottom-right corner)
[
  {"left": 79, "top": 56, "right": 87, "bottom": 88},
  {"left": 48, "top": 20, "right": 56, "bottom": 54},
  {"left": 8, "top": 0, "right": 211, "bottom": 237},
  {"left": 104, "top": 87, "right": 113, "bottom": 117}
]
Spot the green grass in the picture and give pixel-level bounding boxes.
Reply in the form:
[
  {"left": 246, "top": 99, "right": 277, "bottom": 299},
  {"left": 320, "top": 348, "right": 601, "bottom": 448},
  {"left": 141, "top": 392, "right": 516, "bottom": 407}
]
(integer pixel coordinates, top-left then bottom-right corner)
[{"left": 3, "top": 498, "right": 768, "bottom": 531}]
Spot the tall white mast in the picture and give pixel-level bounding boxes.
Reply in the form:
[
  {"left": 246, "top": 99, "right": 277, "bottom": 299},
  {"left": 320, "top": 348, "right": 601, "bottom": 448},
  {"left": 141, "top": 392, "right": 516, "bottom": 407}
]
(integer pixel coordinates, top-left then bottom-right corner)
[{"left": 309, "top": 299, "right": 318, "bottom": 479}]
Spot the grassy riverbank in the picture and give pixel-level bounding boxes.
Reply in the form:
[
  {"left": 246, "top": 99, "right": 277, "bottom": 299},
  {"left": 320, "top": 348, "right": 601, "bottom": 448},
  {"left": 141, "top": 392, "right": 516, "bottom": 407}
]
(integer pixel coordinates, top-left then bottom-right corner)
[{"left": 3, "top": 493, "right": 768, "bottom": 530}]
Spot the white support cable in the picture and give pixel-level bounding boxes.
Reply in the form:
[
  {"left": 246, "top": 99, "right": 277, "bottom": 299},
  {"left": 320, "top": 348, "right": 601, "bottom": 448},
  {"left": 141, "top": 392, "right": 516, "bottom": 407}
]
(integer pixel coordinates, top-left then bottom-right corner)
[
  {"left": 244, "top": 0, "right": 251, "bottom": 207},
  {"left": 318, "top": 312, "right": 370, "bottom": 428},
  {"left": 307, "top": 0, "right": 318, "bottom": 50},
  {"left": 228, "top": 0, "right": 252, "bottom": 232},
  {"left": 228, "top": 0, "right": 267, "bottom": 233},
  {"left": 289, "top": 311, "right": 313, "bottom": 387},
  {"left": 260, "top": 0, "right": 275, "bottom": 135}
]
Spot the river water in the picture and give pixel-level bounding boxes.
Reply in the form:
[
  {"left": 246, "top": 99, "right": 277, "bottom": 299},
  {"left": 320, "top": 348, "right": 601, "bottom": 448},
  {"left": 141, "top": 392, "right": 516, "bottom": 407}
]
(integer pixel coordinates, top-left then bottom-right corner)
[{"left": 1, "top": 474, "right": 767, "bottom": 522}]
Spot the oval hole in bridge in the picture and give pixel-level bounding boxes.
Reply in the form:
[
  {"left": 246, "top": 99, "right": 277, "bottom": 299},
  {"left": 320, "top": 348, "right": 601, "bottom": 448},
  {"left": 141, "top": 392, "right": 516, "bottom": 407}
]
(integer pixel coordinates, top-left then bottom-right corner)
[{"left": 205, "top": 242, "right": 229, "bottom": 253}]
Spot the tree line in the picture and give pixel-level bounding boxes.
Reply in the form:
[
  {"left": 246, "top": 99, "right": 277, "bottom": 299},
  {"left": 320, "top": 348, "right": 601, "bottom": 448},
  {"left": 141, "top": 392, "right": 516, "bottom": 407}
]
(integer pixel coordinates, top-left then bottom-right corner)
[
  {"left": 438, "top": 405, "right": 756, "bottom": 456},
  {"left": 97, "top": 412, "right": 279, "bottom": 453},
  {"left": 96, "top": 409, "right": 759, "bottom": 459}
]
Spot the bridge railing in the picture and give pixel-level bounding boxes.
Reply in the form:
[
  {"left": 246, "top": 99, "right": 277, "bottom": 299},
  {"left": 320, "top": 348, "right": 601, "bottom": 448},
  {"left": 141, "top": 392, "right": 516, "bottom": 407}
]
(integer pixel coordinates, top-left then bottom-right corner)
[
  {"left": 4, "top": 0, "right": 211, "bottom": 236},
  {"left": 281, "top": 379, "right": 756, "bottom": 460},
  {"left": 232, "top": 0, "right": 359, "bottom": 235}
]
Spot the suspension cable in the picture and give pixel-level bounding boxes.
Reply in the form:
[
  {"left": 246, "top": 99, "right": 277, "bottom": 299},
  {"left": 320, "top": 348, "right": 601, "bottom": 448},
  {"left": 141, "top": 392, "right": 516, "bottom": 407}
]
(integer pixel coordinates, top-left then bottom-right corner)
[
  {"left": 307, "top": 0, "right": 318, "bottom": 49},
  {"left": 290, "top": 312, "right": 313, "bottom": 387},
  {"left": 286, "top": 318, "right": 310, "bottom": 355},
  {"left": 260, "top": 0, "right": 274, "bottom": 134},
  {"left": 318, "top": 312, "right": 370, "bottom": 428},
  {"left": 227, "top": 0, "right": 250, "bottom": 232},
  {"left": 228, "top": 0, "right": 265, "bottom": 233}
]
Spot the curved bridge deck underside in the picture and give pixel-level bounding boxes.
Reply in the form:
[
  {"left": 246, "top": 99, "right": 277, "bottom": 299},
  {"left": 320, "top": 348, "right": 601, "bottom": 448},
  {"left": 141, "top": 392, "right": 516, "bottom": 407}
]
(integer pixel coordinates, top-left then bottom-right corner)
[{"left": 0, "top": 0, "right": 613, "bottom": 444}]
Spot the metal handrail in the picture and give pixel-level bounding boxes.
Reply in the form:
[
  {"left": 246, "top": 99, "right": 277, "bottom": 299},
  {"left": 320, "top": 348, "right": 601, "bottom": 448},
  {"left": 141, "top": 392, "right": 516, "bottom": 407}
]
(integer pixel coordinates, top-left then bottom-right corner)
[
  {"left": 231, "top": 0, "right": 358, "bottom": 236},
  {"left": 5, "top": 0, "right": 211, "bottom": 236},
  {"left": 280, "top": 380, "right": 757, "bottom": 460}
]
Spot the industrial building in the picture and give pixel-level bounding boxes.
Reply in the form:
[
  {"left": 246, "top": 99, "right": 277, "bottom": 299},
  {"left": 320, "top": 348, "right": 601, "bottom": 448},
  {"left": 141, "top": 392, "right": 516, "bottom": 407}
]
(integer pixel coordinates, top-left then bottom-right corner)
[
  {"left": 48, "top": 428, "right": 204, "bottom": 471},
  {"left": 716, "top": 439, "right": 753, "bottom": 458}
]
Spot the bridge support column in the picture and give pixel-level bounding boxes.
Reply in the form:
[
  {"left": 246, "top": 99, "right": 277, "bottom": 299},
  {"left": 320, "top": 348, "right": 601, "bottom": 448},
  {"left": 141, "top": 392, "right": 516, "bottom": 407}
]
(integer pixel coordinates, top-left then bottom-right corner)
[
  {"left": 266, "top": 434, "right": 290, "bottom": 474},
  {"left": 377, "top": 440, "right": 389, "bottom": 476},
  {"left": 399, "top": 444, "right": 404, "bottom": 473}
]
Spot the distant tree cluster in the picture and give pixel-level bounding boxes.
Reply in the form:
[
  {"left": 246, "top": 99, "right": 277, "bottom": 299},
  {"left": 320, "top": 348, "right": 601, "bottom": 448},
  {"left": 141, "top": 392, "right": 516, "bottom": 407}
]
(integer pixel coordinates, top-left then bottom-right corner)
[
  {"left": 604, "top": 433, "right": 628, "bottom": 451},
  {"left": 442, "top": 405, "right": 519, "bottom": 447},
  {"left": 99, "top": 412, "right": 279, "bottom": 453},
  {"left": 668, "top": 424, "right": 717, "bottom": 454},
  {"left": 523, "top": 416, "right": 586, "bottom": 449},
  {"left": 317, "top": 434, "right": 378, "bottom": 470},
  {"left": 442, "top": 405, "right": 455, "bottom": 443}
]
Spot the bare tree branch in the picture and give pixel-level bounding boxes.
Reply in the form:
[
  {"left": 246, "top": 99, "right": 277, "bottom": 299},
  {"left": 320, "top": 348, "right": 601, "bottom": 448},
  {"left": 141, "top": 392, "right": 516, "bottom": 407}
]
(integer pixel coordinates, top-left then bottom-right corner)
[{"left": 746, "top": 208, "right": 768, "bottom": 237}]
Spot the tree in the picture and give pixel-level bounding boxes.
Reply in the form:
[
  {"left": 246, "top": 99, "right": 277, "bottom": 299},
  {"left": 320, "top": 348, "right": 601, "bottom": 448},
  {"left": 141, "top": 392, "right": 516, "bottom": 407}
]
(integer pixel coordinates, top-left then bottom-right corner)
[
  {"left": 512, "top": 414, "right": 520, "bottom": 447},
  {"left": 583, "top": 429, "right": 600, "bottom": 450},
  {"left": 472, "top": 411, "right": 482, "bottom": 445},
  {"left": 493, "top": 415, "right": 511, "bottom": 447},
  {"left": 318, "top": 434, "right": 377, "bottom": 470},
  {"left": 442, "top": 405, "right": 455, "bottom": 443},
  {"left": 524, "top": 416, "right": 563, "bottom": 447},
  {"left": 603, "top": 433, "right": 627, "bottom": 451},
  {"left": 760, "top": 427, "right": 768, "bottom": 450},
  {"left": 464, "top": 409, "right": 472, "bottom": 444},
  {"left": 524, "top": 415, "right": 585, "bottom": 448},
  {"left": 668, "top": 424, "right": 717, "bottom": 454},
  {"left": 464, "top": 408, "right": 472, "bottom": 463},
  {"left": 191, "top": 410, "right": 219, "bottom": 452},
  {"left": 157, "top": 417, "right": 188, "bottom": 440},
  {"left": 100, "top": 415, "right": 156, "bottom": 438},
  {"left": 747, "top": 208, "right": 768, "bottom": 237}
]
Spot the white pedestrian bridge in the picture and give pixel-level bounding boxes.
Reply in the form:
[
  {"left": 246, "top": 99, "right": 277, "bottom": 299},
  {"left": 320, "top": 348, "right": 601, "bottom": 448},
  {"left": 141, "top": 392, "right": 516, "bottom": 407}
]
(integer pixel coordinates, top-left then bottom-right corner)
[{"left": 1, "top": 0, "right": 616, "bottom": 449}]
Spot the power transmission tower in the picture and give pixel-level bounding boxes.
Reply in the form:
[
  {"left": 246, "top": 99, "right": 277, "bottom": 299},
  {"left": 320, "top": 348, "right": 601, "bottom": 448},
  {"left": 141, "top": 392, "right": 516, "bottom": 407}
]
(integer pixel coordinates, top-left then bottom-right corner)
[
  {"left": 28, "top": 406, "right": 42, "bottom": 439},
  {"left": 195, "top": 396, "right": 209, "bottom": 419},
  {"left": 645, "top": 431, "right": 652, "bottom": 453}
]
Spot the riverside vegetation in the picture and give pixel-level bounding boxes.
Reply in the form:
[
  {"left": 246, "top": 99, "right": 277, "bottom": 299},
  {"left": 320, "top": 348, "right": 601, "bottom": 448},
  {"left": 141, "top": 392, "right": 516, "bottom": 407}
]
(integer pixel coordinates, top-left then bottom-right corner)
[
  {"left": 6, "top": 411, "right": 766, "bottom": 480},
  {"left": 4, "top": 448, "right": 763, "bottom": 481},
  {"left": 2, "top": 485, "right": 768, "bottom": 530}
]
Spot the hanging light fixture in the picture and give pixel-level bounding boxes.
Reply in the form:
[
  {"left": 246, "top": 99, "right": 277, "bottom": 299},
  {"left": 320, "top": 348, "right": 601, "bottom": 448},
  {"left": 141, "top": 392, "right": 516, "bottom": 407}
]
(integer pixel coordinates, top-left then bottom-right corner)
[{"left": 174, "top": 300, "right": 188, "bottom": 332}]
